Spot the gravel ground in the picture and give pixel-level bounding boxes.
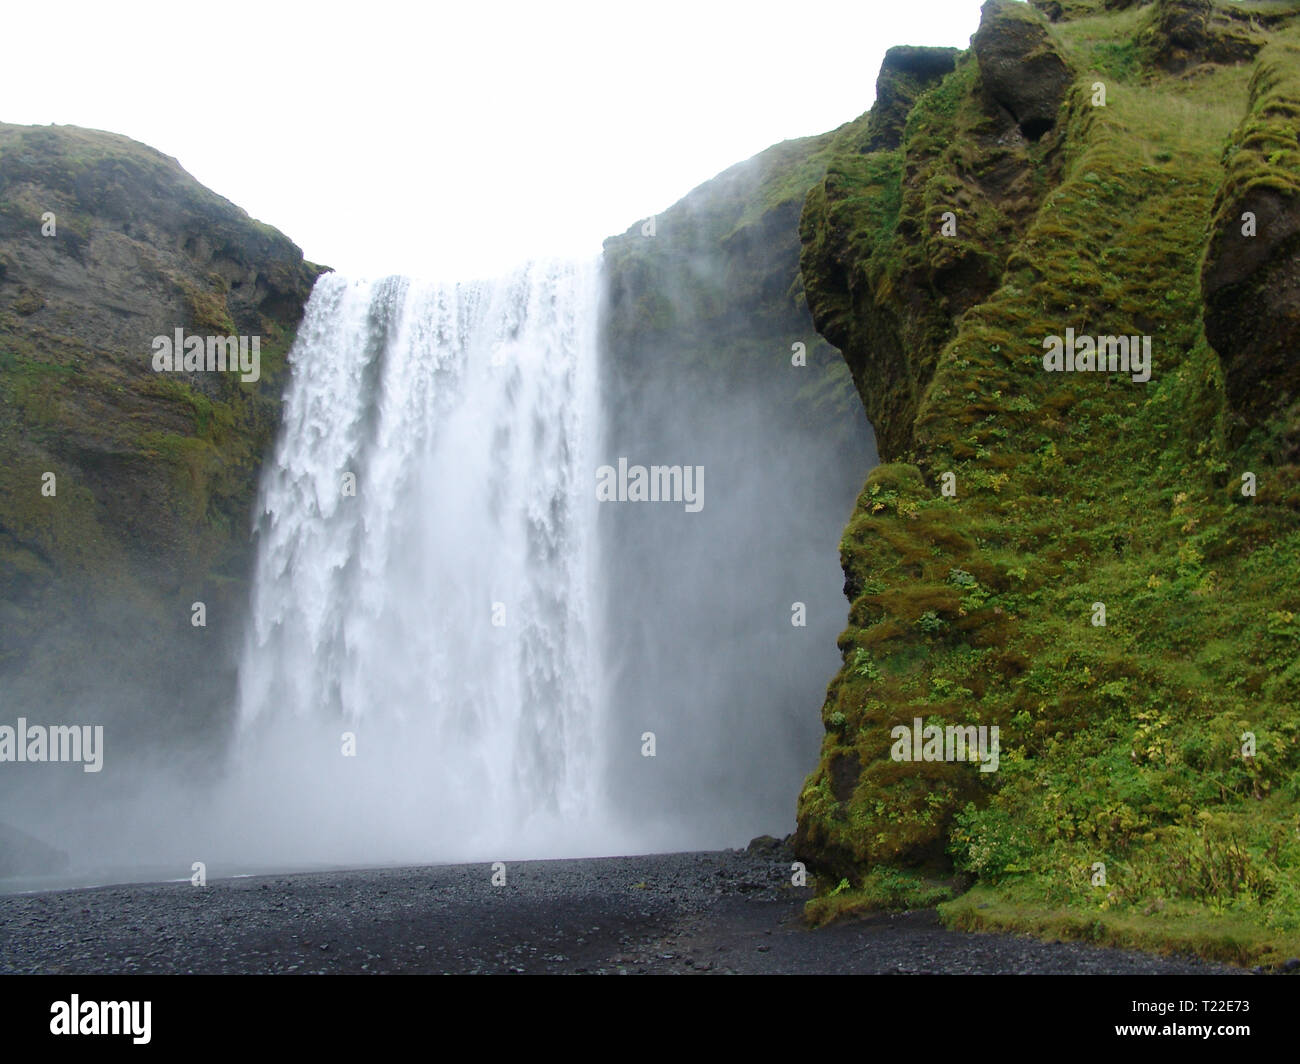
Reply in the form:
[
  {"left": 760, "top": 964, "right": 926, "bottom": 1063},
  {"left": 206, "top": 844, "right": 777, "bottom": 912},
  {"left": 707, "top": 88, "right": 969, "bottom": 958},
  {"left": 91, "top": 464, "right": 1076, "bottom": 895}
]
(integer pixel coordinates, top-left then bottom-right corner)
[{"left": 0, "top": 848, "right": 1242, "bottom": 975}]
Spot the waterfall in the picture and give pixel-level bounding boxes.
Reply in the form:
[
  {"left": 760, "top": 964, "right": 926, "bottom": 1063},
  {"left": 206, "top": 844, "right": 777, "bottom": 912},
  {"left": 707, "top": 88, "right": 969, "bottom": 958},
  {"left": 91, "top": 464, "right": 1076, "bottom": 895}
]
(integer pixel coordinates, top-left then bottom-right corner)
[{"left": 229, "top": 259, "right": 611, "bottom": 865}]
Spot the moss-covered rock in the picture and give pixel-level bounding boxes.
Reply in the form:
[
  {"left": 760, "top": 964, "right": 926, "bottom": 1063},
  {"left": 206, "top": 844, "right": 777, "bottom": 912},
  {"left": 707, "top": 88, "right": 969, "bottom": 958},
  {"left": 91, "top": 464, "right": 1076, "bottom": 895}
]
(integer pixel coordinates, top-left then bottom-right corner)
[
  {"left": 795, "top": 0, "right": 1300, "bottom": 959},
  {"left": 1202, "top": 40, "right": 1300, "bottom": 450},
  {"left": 0, "top": 122, "right": 326, "bottom": 745},
  {"left": 973, "top": 0, "right": 1075, "bottom": 140},
  {"left": 1139, "top": 0, "right": 1265, "bottom": 73},
  {"left": 868, "top": 47, "right": 961, "bottom": 152},
  {"left": 800, "top": 8, "right": 1067, "bottom": 461}
]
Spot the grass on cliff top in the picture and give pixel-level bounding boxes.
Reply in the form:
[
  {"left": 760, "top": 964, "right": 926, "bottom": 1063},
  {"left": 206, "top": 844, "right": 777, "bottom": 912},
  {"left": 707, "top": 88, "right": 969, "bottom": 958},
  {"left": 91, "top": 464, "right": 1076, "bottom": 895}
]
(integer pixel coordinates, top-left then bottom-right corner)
[
  {"left": 730, "top": 130, "right": 842, "bottom": 233},
  {"left": 0, "top": 122, "right": 295, "bottom": 245},
  {"left": 800, "top": 12, "right": 1300, "bottom": 965}
]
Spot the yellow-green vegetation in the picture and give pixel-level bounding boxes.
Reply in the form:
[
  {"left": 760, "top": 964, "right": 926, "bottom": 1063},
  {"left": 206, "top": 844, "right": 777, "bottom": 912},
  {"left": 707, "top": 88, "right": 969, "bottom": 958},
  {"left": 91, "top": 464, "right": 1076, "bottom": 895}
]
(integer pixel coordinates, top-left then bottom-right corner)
[
  {"left": 806, "top": 868, "right": 955, "bottom": 927},
  {"left": 795, "top": 0, "right": 1300, "bottom": 966},
  {"left": 801, "top": 40, "right": 1059, "bottom": 458},
  {"left": 1218, "top": 40, "right": 1300, "bottom": 202},
  {"left": 942, "top": 883, "right": 1292, "bottom": 967}
]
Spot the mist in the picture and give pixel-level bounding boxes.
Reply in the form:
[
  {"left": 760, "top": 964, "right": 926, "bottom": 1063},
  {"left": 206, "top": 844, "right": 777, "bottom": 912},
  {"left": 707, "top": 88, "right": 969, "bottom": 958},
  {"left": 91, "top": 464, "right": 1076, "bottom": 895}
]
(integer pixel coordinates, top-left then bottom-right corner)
[{"left": 0, "top": 151, "right": 873, "bottom": 888}]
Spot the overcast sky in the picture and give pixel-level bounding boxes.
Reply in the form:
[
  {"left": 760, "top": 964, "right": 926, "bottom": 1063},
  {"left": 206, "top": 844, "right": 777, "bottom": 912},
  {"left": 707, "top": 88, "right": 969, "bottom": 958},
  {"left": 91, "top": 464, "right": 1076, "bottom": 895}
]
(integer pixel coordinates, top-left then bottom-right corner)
[{"left": 4, "top": 1, "right": 985, "bottom": 280}]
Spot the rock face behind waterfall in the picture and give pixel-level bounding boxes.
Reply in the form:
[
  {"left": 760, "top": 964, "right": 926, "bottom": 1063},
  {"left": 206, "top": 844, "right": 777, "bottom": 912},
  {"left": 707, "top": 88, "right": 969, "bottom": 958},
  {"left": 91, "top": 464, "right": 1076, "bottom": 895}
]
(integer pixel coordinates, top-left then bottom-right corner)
[
  {"left": 0, "top": 820, "right": 69, "bottom": 877},
  {"left": 600, "top": 135, "right": 876, "bottom": 844},
  {"left": 0, "top": 123, "right": 325, "bottom": 750}
]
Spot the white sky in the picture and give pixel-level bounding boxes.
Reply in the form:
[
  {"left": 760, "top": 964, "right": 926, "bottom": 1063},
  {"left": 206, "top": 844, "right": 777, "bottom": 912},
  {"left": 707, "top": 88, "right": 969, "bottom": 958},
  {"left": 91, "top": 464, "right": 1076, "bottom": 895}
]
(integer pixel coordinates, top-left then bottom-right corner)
[{"left": 3, "top": 0, "right": 985, "bottom": 280}]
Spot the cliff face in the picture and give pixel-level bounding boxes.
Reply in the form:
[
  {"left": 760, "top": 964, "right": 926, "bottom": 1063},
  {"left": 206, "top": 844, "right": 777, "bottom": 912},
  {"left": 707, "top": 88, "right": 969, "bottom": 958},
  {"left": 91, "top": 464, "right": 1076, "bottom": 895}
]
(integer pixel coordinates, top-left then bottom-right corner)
[
  {"left": 602, "top": 132, "right": 859, "bottom": 422},
  {"left": 0, "top": 123, "right": 325, "bottom": 748},
  {"left": 796, "top": 0, "right": 1300, "bottom": 960},
  {"left": 599, "top": 138, "right": 875, "bottom": 838},
  {"left": 800, "top": 13, "right": 1069, "bottom": 461}
]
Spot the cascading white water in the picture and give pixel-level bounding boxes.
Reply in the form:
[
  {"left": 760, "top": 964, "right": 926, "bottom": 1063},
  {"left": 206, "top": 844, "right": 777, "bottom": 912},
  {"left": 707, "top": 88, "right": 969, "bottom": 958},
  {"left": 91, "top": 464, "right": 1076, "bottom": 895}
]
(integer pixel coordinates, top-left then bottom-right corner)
[{"left": 227, "top": 259, "right": 613, "bottom": 866}]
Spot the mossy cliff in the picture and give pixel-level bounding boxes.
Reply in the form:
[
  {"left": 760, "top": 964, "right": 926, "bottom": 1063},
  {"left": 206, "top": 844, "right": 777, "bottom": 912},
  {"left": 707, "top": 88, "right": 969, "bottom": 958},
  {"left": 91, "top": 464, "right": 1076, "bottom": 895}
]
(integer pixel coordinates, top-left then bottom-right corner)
[
  {"left": 795, "top": 0, "right": 1300, "bottom": 965},
  {"left": 0, "top": 123, "right": 325, "bottom": 749}
]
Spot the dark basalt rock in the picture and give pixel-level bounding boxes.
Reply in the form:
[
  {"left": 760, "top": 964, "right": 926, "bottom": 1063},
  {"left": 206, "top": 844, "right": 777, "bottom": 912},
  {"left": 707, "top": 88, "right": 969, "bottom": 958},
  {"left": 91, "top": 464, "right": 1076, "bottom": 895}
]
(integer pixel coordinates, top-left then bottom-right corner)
[
  {"left": 867, "top": 46, "right": 960, "bottom": 152},
  {"left": 972, "top": 0, "right": 1074, "bottom": 141},
  {"left": 1140, "top": 0, "right": 1263, "bottom": 73},
  {"left": 1203, "top": 186, "right": 1300, "bottom": 442},
  {"left": 1201, "top": 41, "right": 1300, "bottom": 453}
]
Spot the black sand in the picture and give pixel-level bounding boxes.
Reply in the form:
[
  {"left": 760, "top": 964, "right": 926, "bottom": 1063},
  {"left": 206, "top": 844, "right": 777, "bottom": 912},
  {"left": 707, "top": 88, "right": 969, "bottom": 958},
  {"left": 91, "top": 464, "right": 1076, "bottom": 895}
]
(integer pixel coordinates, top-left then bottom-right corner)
[{"left": 0, "top": 849, "right": 1239, "bottom": 975}]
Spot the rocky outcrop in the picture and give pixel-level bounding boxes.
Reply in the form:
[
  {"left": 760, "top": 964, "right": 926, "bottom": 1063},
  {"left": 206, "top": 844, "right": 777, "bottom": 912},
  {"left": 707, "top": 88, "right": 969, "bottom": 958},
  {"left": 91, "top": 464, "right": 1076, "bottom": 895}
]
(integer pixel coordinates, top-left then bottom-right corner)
[
  {"left": 0, "top": 122, "right": 326, "bottom": 746},
  {"left": 973, "top": 0, "right": 1074, "bottom": 139},
  {"left": 867, "top": 47, "right": 960, "bottom": 152},
  {"left": 800, "top": 2, "right": 1067, "bottom": 461},
  {"left": 1139, "top": 0, "right": 1264, "bottom": 73},
  {"left": 1202, "top": 41, "right": 1300, "bottom": 453}
]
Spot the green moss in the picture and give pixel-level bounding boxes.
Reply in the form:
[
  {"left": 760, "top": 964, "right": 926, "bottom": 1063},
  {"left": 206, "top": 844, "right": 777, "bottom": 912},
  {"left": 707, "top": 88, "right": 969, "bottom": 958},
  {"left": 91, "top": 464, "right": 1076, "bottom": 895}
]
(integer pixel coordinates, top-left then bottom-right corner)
[
  {"left": 181, "top": 279, "right": 238, "bottom": 337},
  {"left": 806, "top": 868, "right": 956, "bottom": 926},
  {"left": 798, "top": 5, "right": 1300, "bottom": 960},
  {"left": 1213, "top": 40, "right": 1300, "bottom": 206},
  {"left": 801, "top": 49, "right": 1063, "bottom": 458}
]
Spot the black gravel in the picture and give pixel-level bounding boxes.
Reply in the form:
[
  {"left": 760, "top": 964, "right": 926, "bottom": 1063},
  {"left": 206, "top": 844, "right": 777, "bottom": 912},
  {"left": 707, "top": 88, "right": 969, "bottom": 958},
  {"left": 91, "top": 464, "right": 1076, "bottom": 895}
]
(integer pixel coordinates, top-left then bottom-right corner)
[{"left": 0, "top": 849, "right": 1242, "bottom": 975}]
